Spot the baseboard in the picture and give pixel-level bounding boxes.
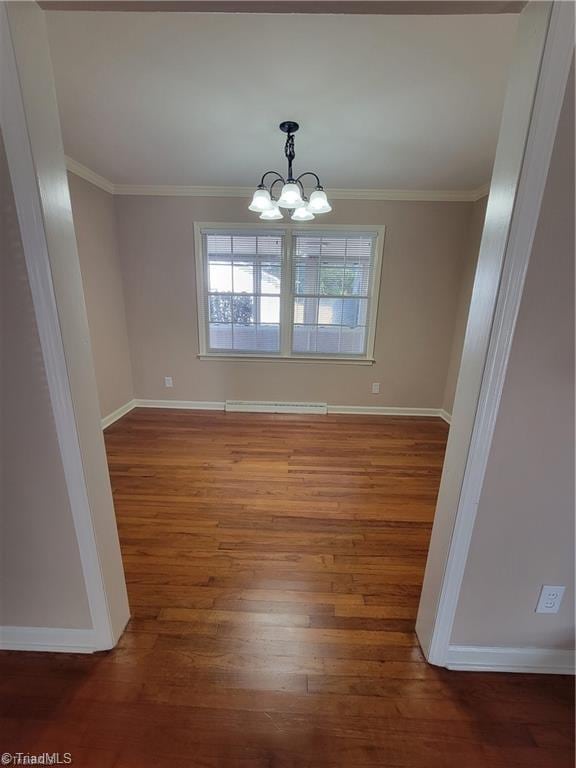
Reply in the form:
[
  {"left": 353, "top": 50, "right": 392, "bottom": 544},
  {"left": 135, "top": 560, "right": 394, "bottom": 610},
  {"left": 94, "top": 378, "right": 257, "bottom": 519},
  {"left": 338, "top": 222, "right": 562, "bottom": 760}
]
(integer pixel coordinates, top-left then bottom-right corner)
[
  {"left": 133, "top": 399, "right": 226, "bottom": 410},
  {"left": 328, "top": 405, "right": 443, "bottom": 417},
  {"left": 439, "top": 409, "right": 452, "bottom": 424},
  {"left": 446, "top": 644, "right": 575, "bottom": 674},
  {"left": 110, "top": 399, "right": 448, "bottom": 419},
  {"left": 101, "top": 399, "right": 136, "bottom": 429},
  {"left": 0, "top": 626, "right": 97, "bottom": 653}
]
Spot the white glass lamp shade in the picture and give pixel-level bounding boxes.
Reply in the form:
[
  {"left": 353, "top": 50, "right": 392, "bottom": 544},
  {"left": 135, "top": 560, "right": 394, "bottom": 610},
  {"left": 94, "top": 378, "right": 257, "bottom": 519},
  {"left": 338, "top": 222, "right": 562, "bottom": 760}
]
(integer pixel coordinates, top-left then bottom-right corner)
[
  {"left": 308, "top": 188, "right": 332, "bottom": 214},
  {"left": 291, "top": 204, "right": 315, "bottom": 221},
  {"left": 278, "top": 182, "right": 304, "bottom": 209},
  {"left": 249, "top": 187, "right": 273, "bottom": 212},
  {"left": 259, "top": 202, "right": 283, "bottom": 220}
]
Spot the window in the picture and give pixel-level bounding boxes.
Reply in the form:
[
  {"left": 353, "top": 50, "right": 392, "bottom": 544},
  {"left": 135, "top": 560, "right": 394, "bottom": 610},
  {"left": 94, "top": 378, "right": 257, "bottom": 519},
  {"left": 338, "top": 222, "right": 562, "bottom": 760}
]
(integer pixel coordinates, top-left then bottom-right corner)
[
  {"left": 292, "top": 232, "right": 374, "bottom": 357},
  {"left": 202, "top": 231, "right": 283, "bottom": 354},
  {"left": 195, "top": 225, "right": 384, "bottom": 362}
]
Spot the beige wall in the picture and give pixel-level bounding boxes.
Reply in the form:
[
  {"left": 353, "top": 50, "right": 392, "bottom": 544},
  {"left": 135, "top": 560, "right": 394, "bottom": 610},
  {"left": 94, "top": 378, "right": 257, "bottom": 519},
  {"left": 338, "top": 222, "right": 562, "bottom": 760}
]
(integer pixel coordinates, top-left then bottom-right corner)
[
  {"left": 451, "top": 67, "right": 575, "bottom": 649},
  {"left": 114, "top": 195, "right": 476, "bottom": 407},
  {"left": 68, "top": 172, "right": 133, "bottom": 418},
  {"left": 442, "top": 196, "right": 487, "bottom": 414},
  {"left": 1, "top": 131, "right": 92, "bottom": 629}
]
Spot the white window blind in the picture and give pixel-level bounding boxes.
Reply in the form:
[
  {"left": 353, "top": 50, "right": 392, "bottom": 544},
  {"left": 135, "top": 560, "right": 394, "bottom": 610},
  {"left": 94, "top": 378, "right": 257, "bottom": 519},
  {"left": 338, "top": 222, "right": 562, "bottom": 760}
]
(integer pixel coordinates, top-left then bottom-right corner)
[
  {"left": 196, "top": 225, "right": 382, "bottom": 361},
  {"left": 292, "top": 231, "right": 376, "bottom": 356},
  {"left": 202, "top": 231, "right": 284, "bottom": 353}
]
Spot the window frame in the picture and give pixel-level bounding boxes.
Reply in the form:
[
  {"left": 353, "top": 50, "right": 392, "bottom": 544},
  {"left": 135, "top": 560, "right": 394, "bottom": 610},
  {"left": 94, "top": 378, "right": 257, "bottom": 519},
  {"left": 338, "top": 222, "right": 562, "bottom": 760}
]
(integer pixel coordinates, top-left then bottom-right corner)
[{"left": 194, "top": 222, "right": 386, "bottom": 364}]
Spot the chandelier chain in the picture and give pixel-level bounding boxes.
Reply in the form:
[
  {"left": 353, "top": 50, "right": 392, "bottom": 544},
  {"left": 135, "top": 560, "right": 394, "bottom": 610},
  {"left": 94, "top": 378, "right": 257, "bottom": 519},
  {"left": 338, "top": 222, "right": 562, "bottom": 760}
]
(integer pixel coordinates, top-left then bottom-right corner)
[{"left": 284, "top": 134, "right": 296, "bottom": 181}]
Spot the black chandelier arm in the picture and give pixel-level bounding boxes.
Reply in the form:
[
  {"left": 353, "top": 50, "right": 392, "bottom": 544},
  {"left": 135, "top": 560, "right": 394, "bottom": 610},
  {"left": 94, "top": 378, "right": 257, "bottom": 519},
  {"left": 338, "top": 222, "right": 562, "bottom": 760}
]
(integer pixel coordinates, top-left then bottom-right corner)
[
  {"left": 295, "top": 171, "right": 322, "bottom": 189},
  {"left": 258, "top": 170, "right": 285, "bottom": 189},
  {"left": 269, "top": 177, "right": 285, "bottom": 198}
]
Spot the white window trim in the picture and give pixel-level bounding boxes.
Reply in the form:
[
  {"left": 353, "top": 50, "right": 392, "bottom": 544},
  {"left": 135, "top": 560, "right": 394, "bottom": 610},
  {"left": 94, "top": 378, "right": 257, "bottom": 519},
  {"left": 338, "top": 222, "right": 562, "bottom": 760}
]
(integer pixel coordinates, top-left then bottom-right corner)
[{"left": 193, "top": 222, "right": 386, "bottom": 364}]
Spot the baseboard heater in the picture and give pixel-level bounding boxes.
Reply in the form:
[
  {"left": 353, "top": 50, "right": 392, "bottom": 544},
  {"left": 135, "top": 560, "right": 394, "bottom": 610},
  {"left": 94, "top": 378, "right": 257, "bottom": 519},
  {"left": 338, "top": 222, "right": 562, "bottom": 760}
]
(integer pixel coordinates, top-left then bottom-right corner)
[{"left": 225, "top": 400, "right": 328, "bottom": 415}]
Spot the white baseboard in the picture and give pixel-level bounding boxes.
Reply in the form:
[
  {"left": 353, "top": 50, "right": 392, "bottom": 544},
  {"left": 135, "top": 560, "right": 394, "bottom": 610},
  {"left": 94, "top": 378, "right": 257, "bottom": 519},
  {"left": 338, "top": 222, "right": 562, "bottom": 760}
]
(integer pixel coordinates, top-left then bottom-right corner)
[
  {"left": 133, "top": 398, "right": 226, "bottom": 411},
  {"left": 101, "top": 399, "right": 449, "bottom": 420},
  {"left": 328, "top": 405, "right": 443, "bottom": 417},
  {"left": 446, "top": 644, "right": 575, "bottom": 675},
  {"left": 101, "top": 398, "right": 136, "bottom": 429},
  {"left": 439, "top": 409, "right": 452, "bottom": 424},
  {"left": 0, "top": 626, "right": 97, "bottom": 653}
]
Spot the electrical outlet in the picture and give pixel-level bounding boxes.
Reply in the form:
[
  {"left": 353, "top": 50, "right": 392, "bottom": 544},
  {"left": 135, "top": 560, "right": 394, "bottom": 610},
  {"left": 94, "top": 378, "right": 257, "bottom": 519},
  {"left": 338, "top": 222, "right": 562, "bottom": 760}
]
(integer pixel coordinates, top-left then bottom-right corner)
[
  {"left": 535, "top": 585, "right": 565, "bottom": 614},
  {"left": 371, "top": 382, "right": 380, "bottom": 394},
  {"left": 164, "top": 376, "right": 174, "bottom": 388}
]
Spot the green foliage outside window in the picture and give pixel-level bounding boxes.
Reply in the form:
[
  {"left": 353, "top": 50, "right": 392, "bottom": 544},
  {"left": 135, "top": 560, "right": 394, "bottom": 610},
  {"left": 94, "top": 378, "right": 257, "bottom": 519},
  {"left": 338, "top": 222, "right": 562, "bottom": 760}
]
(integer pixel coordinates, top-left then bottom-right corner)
[{"left": 210, "top": 295, "right": 254, "bottom": 324}]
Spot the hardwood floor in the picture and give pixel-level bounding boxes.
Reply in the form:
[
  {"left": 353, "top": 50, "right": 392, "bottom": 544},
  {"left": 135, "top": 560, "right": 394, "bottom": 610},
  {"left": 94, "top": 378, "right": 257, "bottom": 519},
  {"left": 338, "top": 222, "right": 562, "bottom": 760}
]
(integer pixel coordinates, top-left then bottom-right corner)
[{"left": 1, "top": 409, "right": 573, "bottom": 767}]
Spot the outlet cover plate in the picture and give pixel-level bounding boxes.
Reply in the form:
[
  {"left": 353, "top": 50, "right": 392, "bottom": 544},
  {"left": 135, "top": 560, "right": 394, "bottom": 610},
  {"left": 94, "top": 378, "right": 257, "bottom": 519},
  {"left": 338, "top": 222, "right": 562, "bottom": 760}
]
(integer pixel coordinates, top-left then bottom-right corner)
[{"left": 535, "top": 585, "right": 566, "bottom": 614}]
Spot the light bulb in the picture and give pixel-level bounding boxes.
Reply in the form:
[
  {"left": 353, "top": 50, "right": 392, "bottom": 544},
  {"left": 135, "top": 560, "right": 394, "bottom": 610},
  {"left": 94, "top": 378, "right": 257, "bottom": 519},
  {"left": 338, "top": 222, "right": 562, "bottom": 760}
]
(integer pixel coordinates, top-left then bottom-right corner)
[
  {"left": 291, "top": 205, "right": 315, "bottom": 221},
  {"left": 278, "top": 182, "right": 303, "bottom": 209},
  {"left": 249, "top": 187, "right": 273, "bottom": 212},
  {"left": 308, "top": 188, "right": 332, "bottom": 214},
  {"left": 260, "top": 202, "right": 283, "bottom": 220}
]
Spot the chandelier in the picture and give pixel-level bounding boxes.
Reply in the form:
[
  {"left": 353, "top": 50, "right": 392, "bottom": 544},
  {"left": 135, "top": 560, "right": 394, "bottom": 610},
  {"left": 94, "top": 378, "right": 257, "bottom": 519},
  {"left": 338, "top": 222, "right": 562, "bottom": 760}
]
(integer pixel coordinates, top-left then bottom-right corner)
[{"left": 248, "top": 121, "right": 332, "bottom": 221}]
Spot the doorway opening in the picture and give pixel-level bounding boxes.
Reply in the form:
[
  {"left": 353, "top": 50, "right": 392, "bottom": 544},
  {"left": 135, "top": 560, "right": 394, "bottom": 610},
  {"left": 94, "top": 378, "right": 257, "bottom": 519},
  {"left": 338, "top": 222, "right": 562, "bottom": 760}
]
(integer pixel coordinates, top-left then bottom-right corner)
[{"left": 2, "top": 1, "right": 573, "bottom": 764}]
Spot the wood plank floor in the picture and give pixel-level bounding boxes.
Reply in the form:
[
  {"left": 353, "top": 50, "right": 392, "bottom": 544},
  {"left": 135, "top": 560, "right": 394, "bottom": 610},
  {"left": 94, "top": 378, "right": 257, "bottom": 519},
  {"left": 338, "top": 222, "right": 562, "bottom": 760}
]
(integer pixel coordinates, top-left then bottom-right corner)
[{"left": 1, "top": 409, "right": 573, "bottom": 767}]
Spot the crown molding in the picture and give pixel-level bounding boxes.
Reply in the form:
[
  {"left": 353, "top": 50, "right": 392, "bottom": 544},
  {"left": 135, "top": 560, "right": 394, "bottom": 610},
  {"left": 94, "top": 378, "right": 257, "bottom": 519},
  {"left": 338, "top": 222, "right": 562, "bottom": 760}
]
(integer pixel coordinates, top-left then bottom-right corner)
[
  {"left": 41, "top": 1, "right": 526, "bottom": 14},
  {"left": 469, "top": 182, "right": 491, "bottom": 201},
  {"left": 114, "top": 184, "right": 490, "bottom": 201},
  {"left": 65, "top": 156, "right": 115, "bottom": 194},
  {"left": 116, "top": 183, "right": 256, "bottom": 197},
  {"left": 65, "top": 156, "right": 490, "bottom": 203}
]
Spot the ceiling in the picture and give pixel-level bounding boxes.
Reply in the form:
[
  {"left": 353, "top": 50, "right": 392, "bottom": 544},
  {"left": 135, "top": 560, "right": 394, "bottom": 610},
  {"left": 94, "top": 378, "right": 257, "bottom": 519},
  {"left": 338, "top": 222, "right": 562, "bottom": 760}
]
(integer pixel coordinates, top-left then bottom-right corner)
[{"left": 46, "top": 11, "right": 518, "bottom": 191}]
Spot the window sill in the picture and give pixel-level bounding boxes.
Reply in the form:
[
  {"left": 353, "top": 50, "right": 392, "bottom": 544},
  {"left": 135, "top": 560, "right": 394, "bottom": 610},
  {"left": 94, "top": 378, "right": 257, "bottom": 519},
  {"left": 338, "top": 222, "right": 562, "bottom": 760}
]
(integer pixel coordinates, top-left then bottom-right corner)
[{"left": 197, "top": 353, "right": 375, "bottom": 366}]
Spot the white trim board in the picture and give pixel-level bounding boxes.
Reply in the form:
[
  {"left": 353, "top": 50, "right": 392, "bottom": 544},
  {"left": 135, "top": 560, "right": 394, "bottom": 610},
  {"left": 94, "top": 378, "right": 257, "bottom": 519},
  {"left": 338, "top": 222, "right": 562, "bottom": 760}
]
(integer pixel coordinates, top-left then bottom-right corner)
[
  {"left": 439, "top": 409, "right": 452, "bottom": 424},
  {"left": 101, "top": 399, "right": 137, "bottom": 429},
  {"left": 198, "top": 353, "right": 375, "bottom": 365},
  {"left": 65, "top": 157, "right": 490, "bottom": 203},
  {"left": 66, "top": 155, "right": 115, "bottom": 194},
  {"left": 133, "top": 399, "right": 226, "bottom": 411},
  {"left": 101, "top": 399, "right": 450, "bottom": 423},
  {"left": 0, "top": 626, "right": 97, "bottom": 654},
  {"left": 447, "top": 645, "right": 575, "bottom": 675},
  {"left": 328, "top": 405, "right": 444, "bottom": 418}
]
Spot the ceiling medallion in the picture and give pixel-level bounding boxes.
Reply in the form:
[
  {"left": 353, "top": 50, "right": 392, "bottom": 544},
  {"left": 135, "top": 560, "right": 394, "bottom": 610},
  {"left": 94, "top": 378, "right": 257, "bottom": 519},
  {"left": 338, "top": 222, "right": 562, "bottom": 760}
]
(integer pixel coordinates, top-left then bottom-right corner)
[{"left": 249, "top": 121, "right": 332, "bottom": 221}]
